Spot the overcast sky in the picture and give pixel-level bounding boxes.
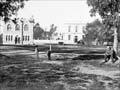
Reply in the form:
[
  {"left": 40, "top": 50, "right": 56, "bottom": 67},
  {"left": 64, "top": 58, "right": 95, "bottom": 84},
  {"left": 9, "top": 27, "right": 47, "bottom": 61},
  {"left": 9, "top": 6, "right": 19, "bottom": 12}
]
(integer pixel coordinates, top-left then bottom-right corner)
[{"left": 17, "top": 0, "right": 100, "bottom": 32}]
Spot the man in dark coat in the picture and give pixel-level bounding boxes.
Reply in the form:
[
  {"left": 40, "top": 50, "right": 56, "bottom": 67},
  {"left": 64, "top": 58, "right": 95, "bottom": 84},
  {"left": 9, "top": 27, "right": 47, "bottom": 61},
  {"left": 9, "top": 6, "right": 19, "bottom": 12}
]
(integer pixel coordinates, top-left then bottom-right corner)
[{"left": 47, "top": 50, "right": 51, "bottom": 60}]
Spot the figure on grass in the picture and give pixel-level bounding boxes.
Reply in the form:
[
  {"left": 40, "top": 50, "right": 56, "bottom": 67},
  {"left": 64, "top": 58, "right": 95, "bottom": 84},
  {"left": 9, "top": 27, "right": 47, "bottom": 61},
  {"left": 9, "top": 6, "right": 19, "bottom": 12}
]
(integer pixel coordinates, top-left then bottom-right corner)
[
  {"left": 104, "top": 46, "right": 113, "bottom": 63},
  {"left": 87, "top": 0, "right": 120, "bottom": 64},
  {"left": 47, "top": 50, "right": 51, "bottom": 60},
  {"left": 103, "top": 46, "right": 118, "bottom": 64}
]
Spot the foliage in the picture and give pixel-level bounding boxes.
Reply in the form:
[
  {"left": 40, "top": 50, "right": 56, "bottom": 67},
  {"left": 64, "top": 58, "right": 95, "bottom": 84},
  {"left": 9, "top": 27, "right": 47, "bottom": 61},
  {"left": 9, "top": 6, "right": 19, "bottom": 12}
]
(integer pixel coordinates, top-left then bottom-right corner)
[
  {"left": 33, "top": 23, "right": 45, "bottom": 40},
  {"left": 87, "top": 0, "right": 120, "bottom": 50},
  {"left": 48, "top": 24, "right": 57, "bottom": 39},
  {"left": 83, "top": 19, "right": 103, "bottom": 40},
  {"left": 33, "top": 24, "right": 57, "bottom": 40},
  {"left": 87, "top": 0, "right": 120, "bottom": 29},
  {"left": 0, "top": 0, "right": 28, "bottom": 22},
  {"left": 83, "top": 19, "right": 113, "bottom": 45},
  {"left": 49, "top": 24, "right": 57, "bottom": 37}
]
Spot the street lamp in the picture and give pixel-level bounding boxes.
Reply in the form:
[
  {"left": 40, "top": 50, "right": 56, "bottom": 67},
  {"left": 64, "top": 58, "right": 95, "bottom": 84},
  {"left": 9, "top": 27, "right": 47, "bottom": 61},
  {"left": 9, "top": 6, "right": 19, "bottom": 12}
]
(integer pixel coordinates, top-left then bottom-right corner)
[{"left": 20, "top": 18, "right": 24, "bottom": 45}]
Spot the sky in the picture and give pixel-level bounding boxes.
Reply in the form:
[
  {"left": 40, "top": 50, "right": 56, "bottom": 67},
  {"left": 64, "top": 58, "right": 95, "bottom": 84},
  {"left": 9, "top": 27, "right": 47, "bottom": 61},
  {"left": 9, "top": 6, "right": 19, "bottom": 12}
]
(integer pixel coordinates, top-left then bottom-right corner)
[{"left": 17, "top": 0, "right": 100, "bottom": 32}]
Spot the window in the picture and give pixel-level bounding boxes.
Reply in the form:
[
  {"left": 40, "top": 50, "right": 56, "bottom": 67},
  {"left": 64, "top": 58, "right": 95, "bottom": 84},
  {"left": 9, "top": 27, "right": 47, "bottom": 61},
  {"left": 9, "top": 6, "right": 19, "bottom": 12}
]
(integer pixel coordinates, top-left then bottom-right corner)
[
  {"left": 8, "top": 35, "right": 10, "bottom": 41},
  {"left": 28, "top": 36, "right": 29, "bottom": 41},
  {"left": 68, "top": 26, "right": 71, "bottom": 32},
  {"left": 15, "top": 24, "right": 20, "bottom": 31},
  {"left": 24, "top": 24, "right": 28, "bottom": 31},
  {"left": 23, "top": 36, "right": 24, "bottom": 41},
  {"left": 68, "top": 35, "right": 71, "bottom": 40},
  {"left": 7, "top": 24, "right": 12, "bottom": 31},
  {"left": 6, "top": 35, "right": 8, "bottom": 41},
  {"left": 18, "top": 37, "right": 20, "bottom": 43},
  {"left": 75, "top": 26, "right": 78, "bottom": 32},
  {"left": 62, "top": 35, "right": 63, "bottom": 40},
  {"left": 25, "top": 36, "right": 27, "bottom": 41},
  {"left": 11, "top": 35, "right": 13, "bottom": 41}
]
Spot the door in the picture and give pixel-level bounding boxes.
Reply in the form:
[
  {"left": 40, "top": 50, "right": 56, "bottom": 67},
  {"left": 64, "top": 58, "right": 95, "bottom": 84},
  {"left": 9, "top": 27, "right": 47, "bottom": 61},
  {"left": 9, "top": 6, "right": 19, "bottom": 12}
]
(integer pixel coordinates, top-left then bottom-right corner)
[{"left": 74, "top": 36, "right": 78, "bottom": 43}]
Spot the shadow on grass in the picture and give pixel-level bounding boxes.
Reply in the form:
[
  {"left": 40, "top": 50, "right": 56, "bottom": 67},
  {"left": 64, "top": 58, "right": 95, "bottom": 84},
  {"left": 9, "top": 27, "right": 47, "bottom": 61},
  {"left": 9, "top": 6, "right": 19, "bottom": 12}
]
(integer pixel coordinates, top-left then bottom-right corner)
[
  {"left": 52, "top": 49, "right": 105, "bottom": 54},
  {"left": 0, "top": 53, "right": 120, "bottom": 90},
  {"left": 72, "top": 54, "right": 104, "bottom": 60}
]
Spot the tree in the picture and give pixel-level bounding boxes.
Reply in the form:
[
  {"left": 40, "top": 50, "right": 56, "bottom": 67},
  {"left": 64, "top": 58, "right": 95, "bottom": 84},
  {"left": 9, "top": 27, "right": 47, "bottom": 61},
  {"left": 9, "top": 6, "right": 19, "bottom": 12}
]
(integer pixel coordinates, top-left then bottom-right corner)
[
  {"left": 0, "top": 0, "right": 28, "bottom": 22},
  {"left": 87, "top": 0, "right": 120, "bottom": 53},
  {"left": 83, "top": 19, "right": 112, "bottom": 45},
  {"left": 49, "top": 24, "right": 57, "bottom": 39},
  {"left": 33, "top": 23, "right": 45, "bottom": 40},
  {"left": 83, "top": 19, "right": 102, "bottom": 45}
]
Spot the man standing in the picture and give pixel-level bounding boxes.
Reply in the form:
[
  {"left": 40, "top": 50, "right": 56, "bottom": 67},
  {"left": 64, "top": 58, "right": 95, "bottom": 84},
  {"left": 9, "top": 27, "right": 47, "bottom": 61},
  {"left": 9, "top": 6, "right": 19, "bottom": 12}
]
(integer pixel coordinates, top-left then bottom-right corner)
[{"left": 47, "top": 50, "right": 51, "bottom": 60}]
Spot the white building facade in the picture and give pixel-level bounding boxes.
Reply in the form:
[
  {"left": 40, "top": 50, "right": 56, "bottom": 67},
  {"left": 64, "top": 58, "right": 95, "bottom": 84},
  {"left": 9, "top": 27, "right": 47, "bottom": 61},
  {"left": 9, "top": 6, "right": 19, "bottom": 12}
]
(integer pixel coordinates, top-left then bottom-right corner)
[
  {"left": 0, "top": 18, "right": 4, "bottom": 34},
  {"left": 3, "top": 18, "right": 34, "bottom": 45},
  {"left": 60, "top": 23, "right": 84, "bottom": 44}
]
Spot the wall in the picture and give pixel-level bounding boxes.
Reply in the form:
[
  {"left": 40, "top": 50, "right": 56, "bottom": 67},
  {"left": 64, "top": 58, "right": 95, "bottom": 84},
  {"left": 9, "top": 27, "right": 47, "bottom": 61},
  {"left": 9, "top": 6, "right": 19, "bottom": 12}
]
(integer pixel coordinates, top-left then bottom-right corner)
[
  {"left": 61, "top": 24, "right": 83, "bottom": 44},
  {"left": 2, "top": 19, "right": 34, "bottom": 45}
]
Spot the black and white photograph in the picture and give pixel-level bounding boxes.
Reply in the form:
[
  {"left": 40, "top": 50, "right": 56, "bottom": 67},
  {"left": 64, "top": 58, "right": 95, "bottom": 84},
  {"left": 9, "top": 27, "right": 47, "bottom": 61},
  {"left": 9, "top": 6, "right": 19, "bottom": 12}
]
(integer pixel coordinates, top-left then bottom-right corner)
[{"left": 0, "top": 0, "right": 120, "bottom": 90}]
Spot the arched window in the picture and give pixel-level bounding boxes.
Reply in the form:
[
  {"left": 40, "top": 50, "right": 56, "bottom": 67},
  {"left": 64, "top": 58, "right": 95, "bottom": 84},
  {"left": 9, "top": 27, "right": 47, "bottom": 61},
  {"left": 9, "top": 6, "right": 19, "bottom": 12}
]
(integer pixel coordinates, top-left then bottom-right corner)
[
  {"left": 24, "top": 24, "right": 28, "bottom": 31},
  {"left": 18, "top": 37, "right": 20, "bottom": 43},
  {"left": 28, "top": 36, "right": 29, "bottom": 41},
  {"left": 11, "top": 35, "right": 13, "bottom": 41},
  {"left": 25, "top": 36, "right": 27, "bottom": 41},
  {"left": 23, "top": 36, "right": 24, "bottom": 41},
  {"left": 15, "top": 24, "right": 20, "bottom": 31},
  {"left": 6, "top": 35, "right": 8, "bottom": 41},
  {"left": 8, "top": 35, "right": 10, "bottom": 41},
  {"left": 7, "top": 24, "right": 12, "bottom": 31}
]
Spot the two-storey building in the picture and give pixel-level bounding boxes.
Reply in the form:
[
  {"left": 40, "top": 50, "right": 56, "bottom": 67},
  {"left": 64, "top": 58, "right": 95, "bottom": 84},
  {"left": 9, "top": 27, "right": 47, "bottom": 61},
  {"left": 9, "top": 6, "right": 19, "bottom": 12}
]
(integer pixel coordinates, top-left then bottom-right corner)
[
  {"left": 3, "top": 18, "right": 34, "bottom": 45},
  {"left": 60, "top": 23, "right": 84, "bottom": 44}
]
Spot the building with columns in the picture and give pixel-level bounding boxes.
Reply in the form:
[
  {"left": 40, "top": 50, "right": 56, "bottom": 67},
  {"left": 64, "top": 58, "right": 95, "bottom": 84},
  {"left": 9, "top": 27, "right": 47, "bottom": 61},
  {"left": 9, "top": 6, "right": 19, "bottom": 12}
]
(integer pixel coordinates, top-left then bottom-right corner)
[{"left": 2, "top": 18, "right": 34, "bottom": 45}]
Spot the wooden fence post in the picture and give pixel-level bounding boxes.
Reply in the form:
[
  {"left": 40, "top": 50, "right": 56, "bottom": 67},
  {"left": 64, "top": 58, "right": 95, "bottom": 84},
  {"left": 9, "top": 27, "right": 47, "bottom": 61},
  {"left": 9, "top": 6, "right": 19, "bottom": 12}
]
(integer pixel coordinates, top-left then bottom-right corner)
[{"left": 35, "top": 45, "right": 39, "bottom": 60}]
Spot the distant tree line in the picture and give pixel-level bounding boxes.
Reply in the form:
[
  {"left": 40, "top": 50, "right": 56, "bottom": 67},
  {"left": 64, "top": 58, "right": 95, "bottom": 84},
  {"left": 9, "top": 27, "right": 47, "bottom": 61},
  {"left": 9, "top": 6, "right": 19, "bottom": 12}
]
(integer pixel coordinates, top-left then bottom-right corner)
[
  {"left": 33, "top": 23, "right": 57, "bottom": 40},
  {"left": 83, "top": 19, "right": 120, "bottom": 46},
  {"left": 87, "top": 0, "right": 120, "bottom": 53}
]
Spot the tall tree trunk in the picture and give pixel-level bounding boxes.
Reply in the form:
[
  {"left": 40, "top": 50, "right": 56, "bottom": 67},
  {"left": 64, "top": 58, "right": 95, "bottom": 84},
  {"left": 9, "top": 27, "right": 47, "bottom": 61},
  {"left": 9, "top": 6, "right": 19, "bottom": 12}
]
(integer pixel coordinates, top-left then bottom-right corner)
[{"left": 113, "top": 27, "right": 118, "bottom": 53}]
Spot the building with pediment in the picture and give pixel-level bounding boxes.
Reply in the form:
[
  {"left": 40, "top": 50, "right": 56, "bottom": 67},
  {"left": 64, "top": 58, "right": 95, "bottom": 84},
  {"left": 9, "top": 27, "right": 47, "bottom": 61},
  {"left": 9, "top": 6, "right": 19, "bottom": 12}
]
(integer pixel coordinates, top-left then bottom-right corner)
[{"left": 2, "top": 18, "right": 34, "bottom": 45}]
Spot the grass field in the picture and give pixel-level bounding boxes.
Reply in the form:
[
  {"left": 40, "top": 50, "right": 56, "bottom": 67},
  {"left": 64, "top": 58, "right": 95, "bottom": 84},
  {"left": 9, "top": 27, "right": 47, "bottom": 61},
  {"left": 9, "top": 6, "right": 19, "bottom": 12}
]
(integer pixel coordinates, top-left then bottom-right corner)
[{"left": 0, "top": 45, "right": 120, "bottom": 90}]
